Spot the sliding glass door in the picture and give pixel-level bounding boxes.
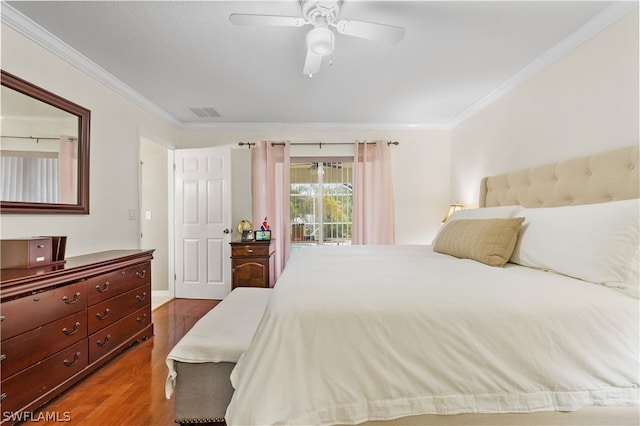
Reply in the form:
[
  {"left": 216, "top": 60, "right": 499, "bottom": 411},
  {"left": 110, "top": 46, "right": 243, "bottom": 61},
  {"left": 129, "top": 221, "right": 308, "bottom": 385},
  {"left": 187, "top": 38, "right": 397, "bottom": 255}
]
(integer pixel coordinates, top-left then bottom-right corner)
[{"left": 290, "top": 160, "right": 353, "bottom": 250}]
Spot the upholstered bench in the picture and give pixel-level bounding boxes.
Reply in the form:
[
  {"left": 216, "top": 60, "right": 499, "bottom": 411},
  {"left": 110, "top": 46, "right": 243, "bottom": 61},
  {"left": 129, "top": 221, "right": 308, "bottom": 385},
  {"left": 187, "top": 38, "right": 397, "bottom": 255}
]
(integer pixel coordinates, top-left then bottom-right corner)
[{"left": 165, "top": 287, "right": 272, "bottom": 425}]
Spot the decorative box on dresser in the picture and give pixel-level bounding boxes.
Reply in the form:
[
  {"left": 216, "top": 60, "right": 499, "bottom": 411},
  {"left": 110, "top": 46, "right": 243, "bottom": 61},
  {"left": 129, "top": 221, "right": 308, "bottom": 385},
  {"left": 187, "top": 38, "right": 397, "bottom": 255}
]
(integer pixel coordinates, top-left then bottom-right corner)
[
  {"left": 0, "top": 249, "right": 154, "bottom": 424},
  {"left": 230, "top": 240, "right": 275, "bottom": 289}
]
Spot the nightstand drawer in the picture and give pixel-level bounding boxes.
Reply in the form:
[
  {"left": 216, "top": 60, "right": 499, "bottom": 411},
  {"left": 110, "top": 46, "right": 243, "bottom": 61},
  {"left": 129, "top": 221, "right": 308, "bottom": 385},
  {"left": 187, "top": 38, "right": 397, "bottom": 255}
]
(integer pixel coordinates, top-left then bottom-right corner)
[{"left": 231, "top": 245, "right": 271, "bottom": 257}]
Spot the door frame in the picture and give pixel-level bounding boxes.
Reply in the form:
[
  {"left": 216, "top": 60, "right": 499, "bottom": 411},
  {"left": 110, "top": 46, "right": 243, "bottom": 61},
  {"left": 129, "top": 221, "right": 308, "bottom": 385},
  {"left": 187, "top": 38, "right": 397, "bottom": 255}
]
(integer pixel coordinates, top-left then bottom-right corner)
[{"left": 138, "top": 130, "right": 175, "bottom": 302}]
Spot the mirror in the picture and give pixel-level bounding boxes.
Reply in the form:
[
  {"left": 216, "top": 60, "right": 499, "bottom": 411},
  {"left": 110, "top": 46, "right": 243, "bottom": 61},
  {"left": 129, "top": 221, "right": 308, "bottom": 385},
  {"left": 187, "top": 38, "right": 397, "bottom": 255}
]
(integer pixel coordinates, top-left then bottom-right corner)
[{"left": 1, "top": 70, "right": 90, "bottom": 214}]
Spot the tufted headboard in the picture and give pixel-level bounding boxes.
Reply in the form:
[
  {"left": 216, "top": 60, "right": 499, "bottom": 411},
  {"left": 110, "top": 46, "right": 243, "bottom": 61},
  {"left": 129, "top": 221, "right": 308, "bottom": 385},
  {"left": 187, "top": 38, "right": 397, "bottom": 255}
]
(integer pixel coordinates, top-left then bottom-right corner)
[{"left": 479, "top": 145, "right": 639, "bottom": 208}]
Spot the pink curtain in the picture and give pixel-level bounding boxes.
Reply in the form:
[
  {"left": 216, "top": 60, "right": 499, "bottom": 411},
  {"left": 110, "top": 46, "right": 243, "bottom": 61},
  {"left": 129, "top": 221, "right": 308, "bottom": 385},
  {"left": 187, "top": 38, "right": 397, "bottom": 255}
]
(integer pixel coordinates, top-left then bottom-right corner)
[
  {"left": 352, "top": 141, "right": 395, "bottom": 245},
  {"left": 251, "top": 141, "right": 291, "bottom": 283},
  {"left": 58, "top": 135, "right": 77, "bottom": 204}
]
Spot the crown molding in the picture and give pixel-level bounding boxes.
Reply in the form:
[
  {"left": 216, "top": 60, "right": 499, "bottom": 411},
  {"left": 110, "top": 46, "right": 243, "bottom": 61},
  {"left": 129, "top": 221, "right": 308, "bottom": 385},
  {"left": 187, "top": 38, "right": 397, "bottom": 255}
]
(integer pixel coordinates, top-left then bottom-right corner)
[
  {"left": 449, "top": 2, "right": 639, "bottom": 128},
  {"left": 177, "top": 121, "right": 451, "bottom": 131},
  {"left": 1, "top": 3, "right": 182, "bottom": 128}
]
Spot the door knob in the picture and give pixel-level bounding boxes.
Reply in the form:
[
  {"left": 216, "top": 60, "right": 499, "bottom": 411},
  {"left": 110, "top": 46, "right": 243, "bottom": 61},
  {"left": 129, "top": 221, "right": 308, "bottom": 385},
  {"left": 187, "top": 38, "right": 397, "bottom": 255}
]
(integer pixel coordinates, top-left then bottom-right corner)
[{"left": 223, "top": 228, "right": 231, "bottom": 234}]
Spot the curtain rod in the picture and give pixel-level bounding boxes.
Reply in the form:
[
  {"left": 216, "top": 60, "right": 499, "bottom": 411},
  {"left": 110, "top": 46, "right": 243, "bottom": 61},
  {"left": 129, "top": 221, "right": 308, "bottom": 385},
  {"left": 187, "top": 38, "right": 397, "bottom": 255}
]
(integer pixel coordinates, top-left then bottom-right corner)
[
  {"left": 1, "top": 135, "right": 77, "bottom": 142},
  {"left": 238, "top": 141, "right": 399, "bottom": 149}
]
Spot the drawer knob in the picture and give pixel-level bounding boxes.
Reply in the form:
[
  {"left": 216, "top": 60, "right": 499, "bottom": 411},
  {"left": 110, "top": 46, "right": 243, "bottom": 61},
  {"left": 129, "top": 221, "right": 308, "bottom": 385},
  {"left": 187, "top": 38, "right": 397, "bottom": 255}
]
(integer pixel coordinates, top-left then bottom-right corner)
[
  {"left": 62, "top": 292, "right": 81, "bottom": 305},
  {"left": 96, "top": 308, "right": 111, "bottom": 320},
  {"left": 136, "top": 292, "right": 147, "bottom": 302},
  {"left": 96, "top": 335, "right": 111, "bottom": 347},
  {"left": 63, "top": 352, "right": 81, "bottom": 367},
  {"left": 247, "top": 249, "right": 254, "bottom": 253},
  {"left": 136, "top": 270, "right": 147, "bottom": 279},
  {"left": 96, "top": 282, "right": 110, "bottom": 293},
  {"left": 0, "top": 354, "right": 6, "bottom": 362},
  {"left": 0, "top": 393, "right": 6, "bottom": 402},
  {"left": 62, "top": 322, "right": 81, "bottom": 336},
  {"left": 0, "top": 315, "right": 4, "bottom": 322},
  {"left": 136, "top": 313, "right": 148, "bottom": 324}
]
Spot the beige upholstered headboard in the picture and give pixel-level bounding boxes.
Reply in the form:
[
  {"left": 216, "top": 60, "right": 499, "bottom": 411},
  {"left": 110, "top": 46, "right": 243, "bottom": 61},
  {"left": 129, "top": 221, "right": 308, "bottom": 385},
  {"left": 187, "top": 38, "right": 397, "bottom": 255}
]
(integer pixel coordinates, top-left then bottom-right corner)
[{"left": 479, "top": 145, "right": 639, "bottom": 208}]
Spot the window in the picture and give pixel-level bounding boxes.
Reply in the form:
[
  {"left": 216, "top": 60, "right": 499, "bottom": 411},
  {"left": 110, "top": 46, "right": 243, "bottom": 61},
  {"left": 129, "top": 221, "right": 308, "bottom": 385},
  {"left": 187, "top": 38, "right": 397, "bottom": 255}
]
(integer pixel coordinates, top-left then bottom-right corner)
[{"left": 290, "top": 160, "right": 353, "bottom": 249}]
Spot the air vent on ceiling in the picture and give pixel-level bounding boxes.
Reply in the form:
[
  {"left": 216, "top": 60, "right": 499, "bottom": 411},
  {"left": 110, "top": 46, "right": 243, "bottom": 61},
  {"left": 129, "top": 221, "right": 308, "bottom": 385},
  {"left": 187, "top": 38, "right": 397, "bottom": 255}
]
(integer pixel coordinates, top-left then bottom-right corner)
[{"left": 189, "top": 106, "right": 222, "bottom": 118}]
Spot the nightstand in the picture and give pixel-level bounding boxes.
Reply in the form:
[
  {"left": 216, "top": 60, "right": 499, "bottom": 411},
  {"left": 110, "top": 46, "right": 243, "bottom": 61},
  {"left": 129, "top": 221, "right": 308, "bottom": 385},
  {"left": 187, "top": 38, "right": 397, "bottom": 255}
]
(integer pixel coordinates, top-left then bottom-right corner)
[{"left": 230, "top": 240, "right": 275, "bottom": 289}]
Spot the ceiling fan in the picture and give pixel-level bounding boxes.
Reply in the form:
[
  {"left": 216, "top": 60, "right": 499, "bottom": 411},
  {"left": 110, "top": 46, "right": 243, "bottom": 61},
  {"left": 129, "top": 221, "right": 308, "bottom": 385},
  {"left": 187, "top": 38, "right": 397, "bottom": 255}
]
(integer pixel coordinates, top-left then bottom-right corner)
[{"left": 229, "top": 0, "right": 405, "bottom": 77}]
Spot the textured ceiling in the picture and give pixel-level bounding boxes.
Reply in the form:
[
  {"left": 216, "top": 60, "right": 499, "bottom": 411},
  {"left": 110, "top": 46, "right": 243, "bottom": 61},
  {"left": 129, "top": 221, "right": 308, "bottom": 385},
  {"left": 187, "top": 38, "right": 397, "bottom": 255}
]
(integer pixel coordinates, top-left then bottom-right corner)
[{"left": 5, "top": 1, "right": 619, "bottom": 128}]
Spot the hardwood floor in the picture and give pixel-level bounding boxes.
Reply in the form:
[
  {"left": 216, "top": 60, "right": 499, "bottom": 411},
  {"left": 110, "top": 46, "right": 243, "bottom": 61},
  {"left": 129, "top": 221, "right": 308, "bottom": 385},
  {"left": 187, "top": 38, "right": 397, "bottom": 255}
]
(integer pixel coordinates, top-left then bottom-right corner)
[{"left": 30, "top": 299, "right": 219, "bottom": 426}]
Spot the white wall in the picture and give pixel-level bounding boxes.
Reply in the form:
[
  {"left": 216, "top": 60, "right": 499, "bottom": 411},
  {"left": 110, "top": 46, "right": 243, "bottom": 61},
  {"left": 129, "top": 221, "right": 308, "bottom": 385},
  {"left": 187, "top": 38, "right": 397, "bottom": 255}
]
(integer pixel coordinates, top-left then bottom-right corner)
[
  {"left": 450, "top": 10, "right": 639, "bottom": 207},
  {"left": 140, "top": 137, "right": 170, "bottom": 292},
  {"left": 0, "top": 25, "right": 179, "bottom": 256},
  {"left": 180, "top": 128, "right": 451, "bottom": 244}
]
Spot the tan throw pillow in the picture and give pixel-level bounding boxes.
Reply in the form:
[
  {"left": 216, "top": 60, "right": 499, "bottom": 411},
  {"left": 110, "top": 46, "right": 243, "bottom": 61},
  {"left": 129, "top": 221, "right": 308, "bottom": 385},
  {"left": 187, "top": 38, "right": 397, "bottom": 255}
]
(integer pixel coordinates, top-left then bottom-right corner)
[{"left": 433, "top": 217, "right": 525, "bottom": 267}]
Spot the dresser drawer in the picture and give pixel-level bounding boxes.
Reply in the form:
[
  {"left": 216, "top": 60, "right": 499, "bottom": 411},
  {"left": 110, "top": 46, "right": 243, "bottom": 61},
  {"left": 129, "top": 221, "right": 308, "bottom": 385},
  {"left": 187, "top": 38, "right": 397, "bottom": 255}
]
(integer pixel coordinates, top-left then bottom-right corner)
[
  {"left": 1, "top": 281, "right": 87, "bottom": 340},
  {"left": 88, "top": 305, "right": 152, "bottom": 364},
  {"left": 86, "top": 262, "right": 151, "bottom": 305},
  {"left": 0, "top": 339, "right": 87, "bottom": 415},
  {"left": 231, "top": 244, "right": 271, "bottom": 257},
  {"left": 87, "top": 283, "right": 150, "bottom": 334},
  {"left": 1, "top": 311, "right": 86, "bottom": 379}
]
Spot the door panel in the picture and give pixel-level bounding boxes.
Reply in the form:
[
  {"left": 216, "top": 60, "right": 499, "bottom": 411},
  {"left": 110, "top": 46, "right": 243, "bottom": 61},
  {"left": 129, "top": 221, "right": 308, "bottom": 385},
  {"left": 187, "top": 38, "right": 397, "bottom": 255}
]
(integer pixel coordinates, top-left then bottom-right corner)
[
  {"left": 175, "top": 146, "right": 231, "bottom": 299},
  {"left": 182, "top": 239, "right": 200, "bottom": 283},
  {"left": 207, "top": 238, "right": 224, "bottom": 282},
  {"left": 207, "top": 180, "right": 223, "bottom": 223}
]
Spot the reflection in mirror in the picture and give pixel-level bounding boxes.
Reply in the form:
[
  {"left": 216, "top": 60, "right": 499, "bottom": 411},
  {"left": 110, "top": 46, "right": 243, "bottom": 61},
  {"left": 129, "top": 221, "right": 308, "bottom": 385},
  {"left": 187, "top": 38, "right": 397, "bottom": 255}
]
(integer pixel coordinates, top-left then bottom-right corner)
[
  {"left": 0, "top": 70, "right": 90, "bottom": 214},
  {"left": 1, "top": 86, "right": 79, "bottom": 204}
]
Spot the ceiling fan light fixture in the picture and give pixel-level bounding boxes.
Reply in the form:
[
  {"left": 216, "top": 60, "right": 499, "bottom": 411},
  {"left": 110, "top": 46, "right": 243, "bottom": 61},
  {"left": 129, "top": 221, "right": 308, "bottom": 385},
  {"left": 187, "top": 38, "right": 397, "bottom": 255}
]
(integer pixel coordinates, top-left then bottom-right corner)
[{"left": 307, "top": 26, "right": 334, "bottom": 56}]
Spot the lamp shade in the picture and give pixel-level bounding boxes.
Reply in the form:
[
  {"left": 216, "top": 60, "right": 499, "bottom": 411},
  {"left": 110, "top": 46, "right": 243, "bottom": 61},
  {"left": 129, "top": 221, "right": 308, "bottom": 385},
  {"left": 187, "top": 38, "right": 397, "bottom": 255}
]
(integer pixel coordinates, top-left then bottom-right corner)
[
  {"left": 307, "top": 26, "right": 334, "bottom": 56},
  {"left": 442, "top": 203, "right": 464, "bottom": 223}
]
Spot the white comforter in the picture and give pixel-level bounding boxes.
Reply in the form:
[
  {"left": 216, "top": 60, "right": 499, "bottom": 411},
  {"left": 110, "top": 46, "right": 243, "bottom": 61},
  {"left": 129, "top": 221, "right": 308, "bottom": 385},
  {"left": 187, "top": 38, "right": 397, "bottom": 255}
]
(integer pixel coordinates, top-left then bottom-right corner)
[{"left": 226, "top": 245, "right": 639, "bottom": 426}]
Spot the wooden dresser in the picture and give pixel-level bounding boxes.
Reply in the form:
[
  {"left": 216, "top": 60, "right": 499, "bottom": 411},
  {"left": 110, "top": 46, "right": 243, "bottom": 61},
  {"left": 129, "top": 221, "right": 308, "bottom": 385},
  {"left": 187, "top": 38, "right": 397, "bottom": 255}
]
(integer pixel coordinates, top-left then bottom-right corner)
[
  {"left": 0, "top": 250, "right": 154, "bottom": 423},
  {"left": 230, "top": 240, "right": 275, "bottom": 289}
]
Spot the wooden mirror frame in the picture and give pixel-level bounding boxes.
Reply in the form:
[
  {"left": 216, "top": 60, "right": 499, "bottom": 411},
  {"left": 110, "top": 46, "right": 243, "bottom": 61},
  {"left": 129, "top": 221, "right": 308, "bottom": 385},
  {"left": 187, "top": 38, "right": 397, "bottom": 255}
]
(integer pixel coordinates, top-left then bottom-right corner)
[{"left": 1, "top": 70, "right": 90, "bottom": 214}]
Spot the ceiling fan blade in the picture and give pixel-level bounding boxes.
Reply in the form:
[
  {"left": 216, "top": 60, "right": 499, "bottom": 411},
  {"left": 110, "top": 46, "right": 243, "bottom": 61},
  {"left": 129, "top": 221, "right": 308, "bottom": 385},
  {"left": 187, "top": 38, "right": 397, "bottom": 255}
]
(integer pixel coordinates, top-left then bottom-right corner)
[
  {"left": 335, "top": 19, "right": 405, "bottom": 44},
  {"left": 229, "top": 13, "right": 306, "bottom": 27},
  {"left": 303, "top": 49, "right": 323, "bottom": 76}
]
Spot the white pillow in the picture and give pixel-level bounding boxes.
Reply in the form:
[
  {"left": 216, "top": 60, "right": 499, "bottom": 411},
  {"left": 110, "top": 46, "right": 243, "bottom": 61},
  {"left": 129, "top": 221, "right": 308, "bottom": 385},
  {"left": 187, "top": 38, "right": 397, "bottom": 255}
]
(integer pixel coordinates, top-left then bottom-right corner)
[
  {"left": 448, "top": 205, "right": 524, "bottom": 221},
  {"left": 511, "top": 199, "right": 639, "bottom": 298}
]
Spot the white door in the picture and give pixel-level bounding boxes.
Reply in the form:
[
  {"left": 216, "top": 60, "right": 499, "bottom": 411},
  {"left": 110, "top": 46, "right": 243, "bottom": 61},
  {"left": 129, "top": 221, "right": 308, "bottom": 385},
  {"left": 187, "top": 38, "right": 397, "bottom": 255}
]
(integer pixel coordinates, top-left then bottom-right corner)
[{"left": 175, "top": 146, "right": 232, "bottom": 299}]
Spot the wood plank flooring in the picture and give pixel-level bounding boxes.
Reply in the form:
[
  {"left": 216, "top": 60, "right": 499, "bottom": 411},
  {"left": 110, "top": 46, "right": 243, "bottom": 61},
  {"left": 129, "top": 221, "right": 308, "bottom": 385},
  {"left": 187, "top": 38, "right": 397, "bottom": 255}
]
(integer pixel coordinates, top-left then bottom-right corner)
[{"left": 31, "top": 299, "right": 219, "bottom": 426}]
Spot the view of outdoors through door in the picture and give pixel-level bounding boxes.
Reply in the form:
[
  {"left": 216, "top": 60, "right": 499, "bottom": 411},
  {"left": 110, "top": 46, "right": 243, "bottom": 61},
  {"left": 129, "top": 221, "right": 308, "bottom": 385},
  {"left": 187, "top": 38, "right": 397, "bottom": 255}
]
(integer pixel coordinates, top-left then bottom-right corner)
[{"left": 290, "top": 160, "right": 353, "bottom": 253}]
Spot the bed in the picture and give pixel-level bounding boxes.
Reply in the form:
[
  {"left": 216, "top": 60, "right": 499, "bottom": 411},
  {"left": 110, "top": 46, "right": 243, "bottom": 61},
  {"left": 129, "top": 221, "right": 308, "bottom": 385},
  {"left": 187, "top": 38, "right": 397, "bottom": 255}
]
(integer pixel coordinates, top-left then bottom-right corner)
[{"left": 224, "top": 145, "right": 639, "bottom": 425}]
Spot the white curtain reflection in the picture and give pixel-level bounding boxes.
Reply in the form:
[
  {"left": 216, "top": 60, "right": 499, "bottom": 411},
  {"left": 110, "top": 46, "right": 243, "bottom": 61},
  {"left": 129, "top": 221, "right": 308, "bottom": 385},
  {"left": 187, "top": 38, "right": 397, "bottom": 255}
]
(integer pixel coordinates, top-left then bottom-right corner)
[{"left": 1, "top": 155, "right": 59, "bottom": 203}]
